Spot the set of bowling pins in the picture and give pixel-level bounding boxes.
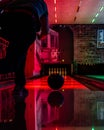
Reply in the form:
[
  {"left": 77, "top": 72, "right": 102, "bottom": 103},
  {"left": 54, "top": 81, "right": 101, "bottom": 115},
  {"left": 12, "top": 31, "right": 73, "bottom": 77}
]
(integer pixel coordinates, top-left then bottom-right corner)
[{"left": 48, "top": 67, "right": 67, "bottom": 77}]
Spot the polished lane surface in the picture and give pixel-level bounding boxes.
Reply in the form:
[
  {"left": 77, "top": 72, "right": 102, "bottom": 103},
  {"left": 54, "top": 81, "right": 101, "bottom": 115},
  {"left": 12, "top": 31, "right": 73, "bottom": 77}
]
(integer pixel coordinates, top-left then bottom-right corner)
[{"left": 0, "top": 76, "right": 104, "bottom": 130}]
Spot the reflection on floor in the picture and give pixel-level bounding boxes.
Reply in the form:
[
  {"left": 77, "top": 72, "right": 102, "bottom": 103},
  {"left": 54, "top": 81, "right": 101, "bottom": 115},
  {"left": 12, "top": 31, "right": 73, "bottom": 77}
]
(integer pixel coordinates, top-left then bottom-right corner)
[{"left": 0, "top": 76, "right": 104, "bottom": 130}]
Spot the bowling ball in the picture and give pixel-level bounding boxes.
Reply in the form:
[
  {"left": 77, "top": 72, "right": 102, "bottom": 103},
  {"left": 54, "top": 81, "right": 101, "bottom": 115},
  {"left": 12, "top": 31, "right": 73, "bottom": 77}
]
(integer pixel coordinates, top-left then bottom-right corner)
[
  {"left": 47, "top": 74, "right": 64, "bottom": 90},
  {"left": 48, "top": 91, "right": 64, "bottom": 107}
]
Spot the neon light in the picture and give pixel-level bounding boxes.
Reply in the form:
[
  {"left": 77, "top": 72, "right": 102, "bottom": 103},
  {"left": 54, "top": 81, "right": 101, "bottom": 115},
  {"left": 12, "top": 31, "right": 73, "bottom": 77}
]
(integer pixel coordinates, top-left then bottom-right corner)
[
  {"left": 92, "top": 128, "right": 94, "bottom": 130},
  {"left": 54, "top": 0, "right": 56, "bottom": 4},
  {"left": 95, "top": 13, "right": 99, "bottom": 17},
  {"left": 55, "top": 7, "right": 57, "bottom": 12},
  {"left": 54, "top": 0, "right": 57, "bottom": 23},
  {"left": 92, "top": 19, "right": 95, "bottom": 23},
  {"left": 55, "top": 19, "right": 57, "bottom": 23},
  {"left": 100, "top": 6, "right": 104, "bottom": 12},
  {"left": 91, "top": 6, "right": 104, "bottom": 23},
  {"left": 55, "top": 13, "right": 57, "bottom": 18}
]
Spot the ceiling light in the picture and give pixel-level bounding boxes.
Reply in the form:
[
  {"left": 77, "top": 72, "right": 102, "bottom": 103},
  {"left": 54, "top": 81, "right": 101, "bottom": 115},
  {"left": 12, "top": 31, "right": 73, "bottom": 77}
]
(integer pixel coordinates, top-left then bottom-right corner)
[
  {"left": 95, "top": 13, "right": 99, "bottom": 17},
  {"left": 54, "top": 0, "right": 56, "bottom": 4},
  {"left": 55, "top": 19, "right": 57, "bottom": 23},
  {"left": 92, "top": 19, "right": 95, "bottom": 23},
  {"left": 100, "top": 6, "right": 104, "bottom": 12},
  {"left": 91, "top": 6, "right": 104, "bottom": 23},
  {"left": 54, "top": 0, "right": 57, "bottom": 23}
]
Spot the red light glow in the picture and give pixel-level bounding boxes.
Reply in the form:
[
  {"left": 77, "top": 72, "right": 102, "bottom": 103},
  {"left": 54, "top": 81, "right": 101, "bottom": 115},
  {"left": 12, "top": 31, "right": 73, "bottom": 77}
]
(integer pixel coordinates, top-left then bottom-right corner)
[
  {"left": 54, "top": 0, "right": 57, "bottom": 23},
  {"left": 54, "top": 0, "right": 56, "bottom": 4},
  {"left": 26, "top": 76, "right": 88, "bottom": 90}
]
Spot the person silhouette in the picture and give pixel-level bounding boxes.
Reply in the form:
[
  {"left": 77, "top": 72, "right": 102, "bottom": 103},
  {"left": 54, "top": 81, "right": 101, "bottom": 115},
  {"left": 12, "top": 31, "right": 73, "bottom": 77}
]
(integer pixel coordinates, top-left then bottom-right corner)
[{"left": 0, "top": 0, "right": 49, "bottom": 97}]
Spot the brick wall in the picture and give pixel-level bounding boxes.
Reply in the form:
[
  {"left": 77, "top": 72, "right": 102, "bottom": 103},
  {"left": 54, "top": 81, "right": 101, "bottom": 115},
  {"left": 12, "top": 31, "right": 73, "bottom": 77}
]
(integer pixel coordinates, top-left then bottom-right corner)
[{"left": 71, "top": 24, "right": 104, "bottom": 65}]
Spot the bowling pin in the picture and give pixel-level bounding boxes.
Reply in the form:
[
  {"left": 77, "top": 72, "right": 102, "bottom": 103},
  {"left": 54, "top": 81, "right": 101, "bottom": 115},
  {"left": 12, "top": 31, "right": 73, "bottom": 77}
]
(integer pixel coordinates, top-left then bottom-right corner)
[
  {"left": 51, "top": 68, "right": 53, "bottom": 74},
  {"left": 65, "top": 67, "right": 67, "bottom": 76},
  {"left": 54, "top": 68, "right": 56, "bottom": 74},
  {"left": 59, "top": 68, "right": 61, "bottom": 75},
  {"left": 57, "top": 68, "right": 59, "bottom": 74},
  {"left": 62, "top": 68, "right": 64, "bottom": 77}
]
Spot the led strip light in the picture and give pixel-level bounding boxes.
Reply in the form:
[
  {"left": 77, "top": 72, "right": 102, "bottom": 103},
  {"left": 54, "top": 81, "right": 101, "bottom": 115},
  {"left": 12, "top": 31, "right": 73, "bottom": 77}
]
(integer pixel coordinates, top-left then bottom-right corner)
[
  {"left": 54, "top": 0, "right": 57, "bottom": 23},
  {"left": 92, "top": 6, "right": 104, "bottom": 23}
]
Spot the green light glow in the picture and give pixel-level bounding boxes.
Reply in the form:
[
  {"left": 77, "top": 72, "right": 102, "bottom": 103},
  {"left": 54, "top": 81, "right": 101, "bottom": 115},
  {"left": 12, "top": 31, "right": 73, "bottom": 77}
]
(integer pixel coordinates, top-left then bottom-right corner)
[
  {"left": 92, "top": 128, "right": 94, "bottom": 130},
  {"left": 100, "top": 6, "right": 104, "bottom": 12},
  {"left": 92, "top": 19, "right": 95, "bottom": 23},
  {"left": 91, "top": 6, "right": 104, "bottom": 23},
  {"left": 95, "top": 13, "right": 99, "bottom": 17}
]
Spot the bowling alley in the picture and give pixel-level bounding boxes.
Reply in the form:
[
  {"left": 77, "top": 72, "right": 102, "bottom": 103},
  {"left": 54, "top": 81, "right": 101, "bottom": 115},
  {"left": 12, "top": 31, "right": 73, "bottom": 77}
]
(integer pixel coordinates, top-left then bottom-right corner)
[{"left": 0, "top": 0, "right": 104, "bottom": 130}]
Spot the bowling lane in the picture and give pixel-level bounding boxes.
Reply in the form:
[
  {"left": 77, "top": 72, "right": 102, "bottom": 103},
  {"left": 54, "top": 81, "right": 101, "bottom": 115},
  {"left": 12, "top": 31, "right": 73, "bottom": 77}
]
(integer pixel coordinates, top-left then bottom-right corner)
[
  {"left": 26, "top": 76, "right": 89, "bottom": 90},
  {"left": 25, "top": 76, "right": 104, "bottom": 130},
  {"left": 74, "top": 75, "right": 104, "bottom": 90},
  {"left": 86, "top": 75, "right": 104, "bottom": 81},
  {"left": 0, "top": 75, "right": 104, "bottom": 130}
]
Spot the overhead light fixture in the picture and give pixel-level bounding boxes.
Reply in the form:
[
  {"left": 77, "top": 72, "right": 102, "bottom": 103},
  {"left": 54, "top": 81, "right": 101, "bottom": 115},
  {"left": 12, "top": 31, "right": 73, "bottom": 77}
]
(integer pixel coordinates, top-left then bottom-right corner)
[
  {"left": 54, "top": 0, "right": 56, "bottom": 4},
  {"left": 100, "top": 6, "right": 104, "bottom": 12},
  {"left": 92, "top": 19, "right": 95, "bottom": 23},
  {"left": 95, "top": 13, "right": 99, "bottom": 17},
  {"left": 91, "top": 6, "right": 104, "bottom": 23},
  {"left": 54, "top": 7, "right": 56, "bottom": 12},
  {"left": 54, "top": 0, "right": 57, "bottom": 23}
]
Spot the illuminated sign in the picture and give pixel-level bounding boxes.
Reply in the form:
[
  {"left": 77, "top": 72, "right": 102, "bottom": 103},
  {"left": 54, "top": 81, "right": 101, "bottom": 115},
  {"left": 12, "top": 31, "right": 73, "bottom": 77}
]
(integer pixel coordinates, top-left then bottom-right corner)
[
  {"left": 97, "top": 29, "right": 104, "bottom": 48},
  {"left": 97, "top": 102, "right": 104, "bottom": 120}
]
